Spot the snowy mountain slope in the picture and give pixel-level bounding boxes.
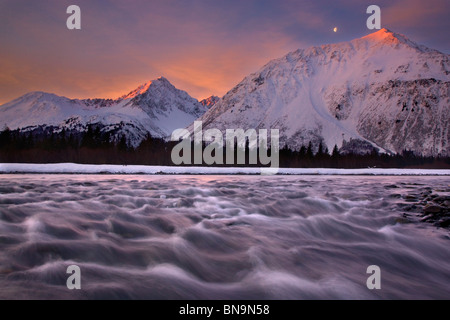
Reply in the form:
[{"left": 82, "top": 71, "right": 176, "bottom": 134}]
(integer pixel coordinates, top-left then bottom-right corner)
[
  {"left": 0, "top": 77, "right": 207, "bottom": 147},
  {"left": 193, "top": 29, "right": 449, "bottom": 156}
]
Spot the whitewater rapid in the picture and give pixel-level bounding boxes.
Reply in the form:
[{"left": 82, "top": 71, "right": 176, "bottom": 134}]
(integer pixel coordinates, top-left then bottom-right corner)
[{"left": 0, "top": 175, "right": 448, "bottom": 299}]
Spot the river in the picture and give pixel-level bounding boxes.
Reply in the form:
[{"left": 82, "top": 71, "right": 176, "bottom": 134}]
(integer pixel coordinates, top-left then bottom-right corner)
[{"left": 0, "top": 174, "right": 448, "bottom": 299}]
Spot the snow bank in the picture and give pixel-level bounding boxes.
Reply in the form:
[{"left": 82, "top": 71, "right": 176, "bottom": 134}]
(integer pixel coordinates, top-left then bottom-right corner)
[{"left": 0, "top": 163, "right": 449, "bottom": 175}]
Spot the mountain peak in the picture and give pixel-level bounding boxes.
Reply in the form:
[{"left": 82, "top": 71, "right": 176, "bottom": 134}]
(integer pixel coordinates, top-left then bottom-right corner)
[
  {"left": 200, "top": 95, "right": 220, "bottom": 108},
  {"left": 119, "top": 76, "right": 174, "bottom": 100},
  {"left": 362, "top": 28, "right": 393, "bottom": 39},
  {"left": 359, "top": 28, "right": 431, "bottom": 52},
  {"left": 360, "top": 28, "right": 408, "bottom": 45},
  {"left": 156, "top": 76, "right": 169, "bottom": 82},
  {"left": 151, "top": 76, "right": 176, "bottom": 89}
]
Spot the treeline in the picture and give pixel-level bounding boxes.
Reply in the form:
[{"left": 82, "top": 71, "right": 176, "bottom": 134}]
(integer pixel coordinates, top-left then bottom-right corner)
[
  {"left": 278, "top": 143, "right": 449, "bottom": 169},
  {"left": 0, "top": 128, "right": 448, "bottom": 169},
  {"left": 0, "top": 127, "right": 171, "bottom": 165}
]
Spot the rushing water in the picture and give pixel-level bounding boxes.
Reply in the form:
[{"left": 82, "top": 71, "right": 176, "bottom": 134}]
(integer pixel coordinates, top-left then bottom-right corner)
[{"left": 0, "top": 174, "right": 448, "bottom": 299}]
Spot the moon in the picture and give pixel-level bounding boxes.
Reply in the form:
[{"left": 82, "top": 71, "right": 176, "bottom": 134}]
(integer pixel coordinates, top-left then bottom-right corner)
[{"left": 333, "top": 27, "right": 338, "bottom": 32}]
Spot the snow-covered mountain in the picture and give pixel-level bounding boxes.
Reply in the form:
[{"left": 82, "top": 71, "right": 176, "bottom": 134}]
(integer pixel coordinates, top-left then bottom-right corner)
[
  {"left": 200, "top": 96, "right": 220, "bottom": 108},
  {"left": 0, "top": 77, "right": 207, "bottom": 147},
  {"left": 1, "top": 29, "right": 448, "bottom": 156},
  {"left": 193, "top": 29, "right": 449, "bottom": 156}
]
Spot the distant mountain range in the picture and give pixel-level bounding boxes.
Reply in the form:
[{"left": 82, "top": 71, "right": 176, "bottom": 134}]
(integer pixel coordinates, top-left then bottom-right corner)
[
  {"left": 1, "top": 29, "right": 448, "bottom": 156},
  {"left": 0, "top": 77, "right": 206, "bottom": 147}
]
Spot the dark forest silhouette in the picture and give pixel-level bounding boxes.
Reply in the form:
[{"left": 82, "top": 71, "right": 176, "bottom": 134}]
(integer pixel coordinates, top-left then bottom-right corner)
[{"left": 0, "top": 127, "right": 448, "bottom": 169}]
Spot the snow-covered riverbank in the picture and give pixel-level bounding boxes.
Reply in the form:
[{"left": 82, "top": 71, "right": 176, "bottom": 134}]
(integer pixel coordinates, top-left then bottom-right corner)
[{"left": 1, "top": 163, "right": 449, "bottom": 175}]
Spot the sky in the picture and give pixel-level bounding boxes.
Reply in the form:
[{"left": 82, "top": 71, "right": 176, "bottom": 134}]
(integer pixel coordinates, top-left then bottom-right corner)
[{"left": 0, "top": 0, "right": 449, "bottom": 105}]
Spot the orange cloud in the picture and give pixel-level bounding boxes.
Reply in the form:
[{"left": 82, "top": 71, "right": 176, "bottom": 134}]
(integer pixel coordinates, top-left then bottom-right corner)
[
  {"left": 0, "top": 1, "right": 299, "bottom": 104},
  {"left": 0, "top": 0, "right": 447, "bottom": 105}
]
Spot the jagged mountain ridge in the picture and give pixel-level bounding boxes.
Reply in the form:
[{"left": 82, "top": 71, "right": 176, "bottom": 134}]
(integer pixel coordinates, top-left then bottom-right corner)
[
  {"left": 0, "top": 77, "right": 207, "bottom": 147},
  {"left": 200, "top": 96, "right": 220, "bottom": 108},
  {"left": 193, "top": 29, "right": 449, "bottom": 156}
]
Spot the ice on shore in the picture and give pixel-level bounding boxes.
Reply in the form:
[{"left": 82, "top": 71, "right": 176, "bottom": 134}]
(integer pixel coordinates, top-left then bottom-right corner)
[{"left": 0, "top": 163, "right": 449, "bottom": 175}]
